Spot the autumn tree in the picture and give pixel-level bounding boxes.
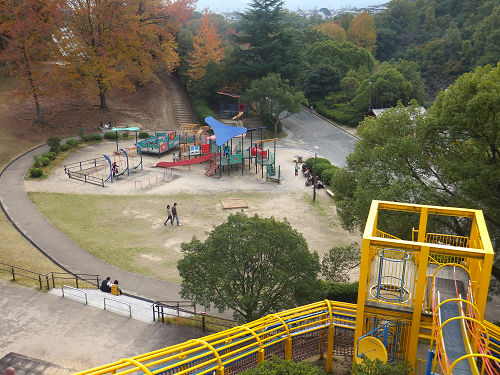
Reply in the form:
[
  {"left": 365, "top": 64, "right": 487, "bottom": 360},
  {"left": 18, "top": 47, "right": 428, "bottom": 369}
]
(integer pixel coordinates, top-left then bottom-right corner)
[
  {"left": 315, "top": 20, "right": 347, "bottom": 43},
  {"left": 58, "top": 0, "right": 194, "bottom": 109},
  {"left": 187, "top": 9, "right": 224, "bottom": 92},
  {"left": 347, "top": 11, "right": 377, "bottom": 54},
  {"left": 0, "top": 0, "right": 63, "bottom": 123}
]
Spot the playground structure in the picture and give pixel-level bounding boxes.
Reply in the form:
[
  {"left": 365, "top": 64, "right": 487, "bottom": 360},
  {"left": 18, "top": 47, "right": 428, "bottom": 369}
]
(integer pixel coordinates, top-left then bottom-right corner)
[
  {"left": 103, "top": 145, "right": 143, "bottom": 183},
  {"left": 152, "top": 118, "right": 281, "bottom": 182},
  {"left": 73, "top": 200, "right": 500, "bottom": 375}
]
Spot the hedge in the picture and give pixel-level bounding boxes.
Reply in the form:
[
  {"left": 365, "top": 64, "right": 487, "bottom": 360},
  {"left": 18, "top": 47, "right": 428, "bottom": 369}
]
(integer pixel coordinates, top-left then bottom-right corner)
[
  {"left": 321, "top": 166, "right": 339, "bottom": 184},
  {"left": 42, "top": 152, "right": 57, "bottom": 161},
  {"left": 323, "top": 281, "right": 359, "bottom": 303},
  {"left": 66, "top": 139, "right": 79, "bottom": 147},
  {"left": 83, "top": 134, "right": 103, "bottom": 142},
  {"left": 305, "top": 157, "right": 331, "bottom": 171},
  {"left": 104, "top": 132, "right": 118, "bottom": 140},
  {"left": 139, "top": 132, "right": 150, "bottom": 139}
]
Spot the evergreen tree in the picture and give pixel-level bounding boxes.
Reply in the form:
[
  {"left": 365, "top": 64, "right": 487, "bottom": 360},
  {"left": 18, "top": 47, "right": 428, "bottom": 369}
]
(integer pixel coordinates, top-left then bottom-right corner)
[{"left": 229, "top": 0, "right": 300, "bottom": 84}]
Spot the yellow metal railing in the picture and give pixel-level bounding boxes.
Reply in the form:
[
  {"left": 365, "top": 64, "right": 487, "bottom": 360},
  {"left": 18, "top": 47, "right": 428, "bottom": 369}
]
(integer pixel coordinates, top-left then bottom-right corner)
[
  {"left": 426, "top": 233, "right": 469, "bottom": 248},
  {"left": 376, "top": 230, "right": 401, "bottom": 240},
  {"left": 74, "top": 300, "right": 357, "bottom": 375}
]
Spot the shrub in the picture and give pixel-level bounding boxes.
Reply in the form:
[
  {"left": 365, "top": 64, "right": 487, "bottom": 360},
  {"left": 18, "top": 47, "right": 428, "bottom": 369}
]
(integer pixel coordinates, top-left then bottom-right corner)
[
  {"left": 77, "top": 127, "right": 85, "bottom": 139},
  {"left": 47, "top": 136, "right": 61, "bottom": 149},
  {"left": 323, "top": 281, "right": 359, "bottom": 303},
  {"left": 38, "top": 156, "right": 51, "bottom": 167},
  {"left": 83, "top": 134, "right": 103, "bottom": 142},
  {"left": 122, "top": 130, "right": 129, "bottom": 139},
  {"left": 29, "top": 168, "right": 44, "bottom": 178},
  {"left": 49, "top": 146, "right": 60, "bottom": 154},
  {"left": 193, "top": 99, "right": 216, "bottom": 124},
  {"left": 66, "top": 139, "right": 79, "bottom": 147},
  {"left": 241, "top": 355, "right": 326, "bottom": 375},
  {"left": 42, "top": 152, "right": 56, "bottom": 161},
  {"left": 317, "top": 102, "right": 361, "bottom": 126},
  {"left": 104, "top": 132, "right": 118, "bottom": 140},
  {"left": 314, "top": 163, "right": 334, "bottom": 178},
  {"left": 139, "top": 132, "right": 150, "bottom": 139},
  {"left": 305, "top": 157, "right": 331, "bottom": 171},
  {"left": 321, "top": 166, "right": 339, "bottom": 184},
  {"left": 61, "top": 144, "right": 70, "bottom": 151},
  {"left": 352, "top": 356, "right": 412, "bottom": 375}
]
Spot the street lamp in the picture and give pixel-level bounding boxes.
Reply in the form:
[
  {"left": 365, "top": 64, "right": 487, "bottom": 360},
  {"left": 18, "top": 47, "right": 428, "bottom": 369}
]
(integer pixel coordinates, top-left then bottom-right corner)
[
  {"left": 313, "top": 145, "right": 319, "bottom": 202},
  {"left": 368, "top": 81, "right": 373, "bottom": 111}
]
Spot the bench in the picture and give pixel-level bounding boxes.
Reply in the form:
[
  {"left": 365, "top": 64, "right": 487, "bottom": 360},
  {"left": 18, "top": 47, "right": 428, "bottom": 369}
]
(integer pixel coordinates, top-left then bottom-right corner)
[{"left": 326, "top": 189, "right": 334, "bottom": 198}]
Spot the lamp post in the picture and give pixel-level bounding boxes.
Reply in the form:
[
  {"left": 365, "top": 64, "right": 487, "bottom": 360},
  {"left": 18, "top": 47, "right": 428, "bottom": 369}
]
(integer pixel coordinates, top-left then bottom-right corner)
[
  {"left": 313, "top": 145, "right": 319, "bottom": 202},
  {"left": 368, "top": 81, "right": 373, "bottom": 111}
]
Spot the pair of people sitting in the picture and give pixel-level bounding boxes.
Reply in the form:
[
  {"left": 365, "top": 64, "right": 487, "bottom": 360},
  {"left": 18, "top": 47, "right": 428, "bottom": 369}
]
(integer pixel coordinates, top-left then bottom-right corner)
[
  {"left": 100, "top": 277, "right": 123, "bottom": 295},
  {"left": 99, "top": 121, "right": 112, "bottom": 129}
]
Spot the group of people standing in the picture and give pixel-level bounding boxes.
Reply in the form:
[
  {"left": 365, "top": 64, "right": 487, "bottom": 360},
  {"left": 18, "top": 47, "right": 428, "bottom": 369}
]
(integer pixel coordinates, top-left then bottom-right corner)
[
  {"left": 164, "top": 203, "right": 180, "bottom": 226},
  {"left": 100, "top": 277, "right": 123, "bottom": 295}
]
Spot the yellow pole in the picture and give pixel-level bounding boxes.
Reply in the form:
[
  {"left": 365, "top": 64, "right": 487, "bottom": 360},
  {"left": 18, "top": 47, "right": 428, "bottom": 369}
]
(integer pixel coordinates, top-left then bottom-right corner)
[{"left": 407, "top": 245, "right": 430, "bottom": 367}]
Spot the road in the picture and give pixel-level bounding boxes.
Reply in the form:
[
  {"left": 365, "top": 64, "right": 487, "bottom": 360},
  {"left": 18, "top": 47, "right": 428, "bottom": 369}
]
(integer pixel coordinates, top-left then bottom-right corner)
[{"left": 280, "top": 108, "right": 357, "bottom": 167}]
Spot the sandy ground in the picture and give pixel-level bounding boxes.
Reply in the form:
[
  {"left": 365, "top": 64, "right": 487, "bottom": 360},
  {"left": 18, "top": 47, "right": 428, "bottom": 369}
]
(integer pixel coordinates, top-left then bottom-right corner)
[{"left": 25, "top": 138, "right": 362, "bottom": 283}]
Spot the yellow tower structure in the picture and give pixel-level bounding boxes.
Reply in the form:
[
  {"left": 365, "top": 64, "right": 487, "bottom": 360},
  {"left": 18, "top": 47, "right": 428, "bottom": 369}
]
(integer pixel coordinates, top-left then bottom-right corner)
[{"left": 354, "top": 200, "right": 495, "bottom": 373}]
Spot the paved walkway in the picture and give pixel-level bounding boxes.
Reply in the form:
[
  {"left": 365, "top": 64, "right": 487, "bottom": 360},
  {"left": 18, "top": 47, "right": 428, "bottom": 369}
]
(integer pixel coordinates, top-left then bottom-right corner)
[{"left": 0, "top": 143, "right": 188, "bottom": 304}]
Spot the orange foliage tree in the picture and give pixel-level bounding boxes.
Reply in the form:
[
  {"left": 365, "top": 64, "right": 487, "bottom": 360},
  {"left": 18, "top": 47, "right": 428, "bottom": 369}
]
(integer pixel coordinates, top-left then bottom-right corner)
[
  {"left": 347, "top": 11, "right": 377, "bottom": 53},
  {"left": 315, "top": 21, "right": 347, "bottom": 43},
  {"left": 187, "top": 9, "right": 224, "bottom": 85},
  {"left": 0, "top": 0, "right": 63, "bottom": 123},
  {"left": 58, "top": 0, "right": 195, "bottom": 109}
]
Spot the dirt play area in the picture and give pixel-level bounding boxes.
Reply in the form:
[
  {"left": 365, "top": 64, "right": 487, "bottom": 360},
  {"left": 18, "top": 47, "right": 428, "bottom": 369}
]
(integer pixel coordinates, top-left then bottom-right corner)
[{"left": 25, "top": 138, "right": 362, "bottom": 284}]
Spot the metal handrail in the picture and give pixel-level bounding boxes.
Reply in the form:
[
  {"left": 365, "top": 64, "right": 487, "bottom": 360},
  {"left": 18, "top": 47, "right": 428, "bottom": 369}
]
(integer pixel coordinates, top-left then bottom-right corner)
[
  {"left": 62, "top": 285, "right": 88, "bottom": 304},
  {"left": 104, "top": 297, "right": 132, "bottom": 317}
]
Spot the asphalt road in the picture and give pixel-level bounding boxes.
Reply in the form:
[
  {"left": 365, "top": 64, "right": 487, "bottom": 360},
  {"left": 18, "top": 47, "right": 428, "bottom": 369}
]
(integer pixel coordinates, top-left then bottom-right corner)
[{"left": 280, "top": 108, "right": 357, "bottom": 167}]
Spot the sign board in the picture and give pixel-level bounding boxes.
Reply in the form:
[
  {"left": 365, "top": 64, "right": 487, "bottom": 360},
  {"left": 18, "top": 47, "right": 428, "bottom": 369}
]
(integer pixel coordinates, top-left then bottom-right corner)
[
  {"left": 190, "top": 146, "right": 200, "bottom": 155},
  {"left": 201, "top": 144, "right": 210, "bottom": 154}
]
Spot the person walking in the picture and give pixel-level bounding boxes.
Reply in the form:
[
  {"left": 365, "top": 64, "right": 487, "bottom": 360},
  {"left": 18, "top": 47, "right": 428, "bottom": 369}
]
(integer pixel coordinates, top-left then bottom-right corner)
[
  {"left": 172, "top": 203, "right": 180, "bottom": 226},
  {"left": 164, "top": 205, "right": 172, "bottom": 225},
  {"left": 295, "top": 162, "right": 298, "bottom": 176}
]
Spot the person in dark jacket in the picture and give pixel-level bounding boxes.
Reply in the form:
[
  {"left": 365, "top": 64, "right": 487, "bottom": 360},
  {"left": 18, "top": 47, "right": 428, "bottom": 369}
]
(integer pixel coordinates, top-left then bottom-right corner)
[{"left": 100, "top": 277, "right": 112, "bottom": 293}]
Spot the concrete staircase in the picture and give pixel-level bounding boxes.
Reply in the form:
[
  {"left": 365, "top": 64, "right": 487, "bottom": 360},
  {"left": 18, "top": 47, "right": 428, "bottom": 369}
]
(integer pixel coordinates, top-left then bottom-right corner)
[{"left": 157, "top": 72, "right": 195, "bottom": 126}]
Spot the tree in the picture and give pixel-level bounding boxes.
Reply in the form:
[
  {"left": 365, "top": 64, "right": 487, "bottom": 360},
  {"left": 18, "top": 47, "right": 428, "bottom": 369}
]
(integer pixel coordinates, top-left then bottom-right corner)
[
  {"left": 229, "top": 0, "right": 301, "bottom": 83},
  {"left": 241, "top": 355, "right": 326, "bottom": 375},
  {"left": 302, "top": 40, "right": 375, "bottom": 76},
  {"left": 59, "top": 0, "right": 194, "bottom": 108},
  {"left": 0, "top": 0, "right": 63, "bottom": 123},
  {"left": 240, "top": 73, "right": 305, "bottom": 134},
  {"left": 315, "top": 20, "right": 347, "bottom": 43},
  {"left": 347, "top": 11, "right": 377, "bottom": 54},
  {"left": 322, "top": 243, "right": 360, "bottom": 283},
  {"left": 177, "top": 213, "right": 321, "bottom": 322},
  {"left": 187, "top": 9, "right": 224, "bottom": 92},
  {"left": 304, "top": 66, "right": 343, "bottom": 101}
]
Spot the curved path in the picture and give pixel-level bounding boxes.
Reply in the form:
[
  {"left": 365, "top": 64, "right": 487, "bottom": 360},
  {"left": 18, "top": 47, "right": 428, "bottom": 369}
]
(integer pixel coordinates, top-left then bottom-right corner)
[
  {"left": 0, "top": 143, "right": 185, "bottom": 303},
  {"left": 0, "top": 110, "right": 358, "bottom": 306}
]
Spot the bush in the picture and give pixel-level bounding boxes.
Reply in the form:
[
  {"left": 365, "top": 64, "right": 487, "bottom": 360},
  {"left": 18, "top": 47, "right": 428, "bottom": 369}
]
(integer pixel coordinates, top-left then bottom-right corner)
[
  {"left": 352, "top": 356, "right": 412, "bottom": 375},
  {"left": 317, "top": 102, "right": 361, "bottom": 126},
  {"left": 42, "top": 152, "right": 56, "bottom": 161},
  {"left": 139, "top": 132, "right": 150, "bottom": 139},
  {"left": 83, "top": 134, "right": 103, "bottom": 142},
  {"left": 323, "top": 281, "right": 359, "bottom": 303},
  {"left": 305, "top": 157, "right": 331, "bottom": 171},
  {"left": 193, "top": 99, "right": 216, "bottom": 124},
  {"left": 104, "top": 132, "right": 118, "bottom": 140},
  {"left": 29, "top": 168, "right": 44, "bottom": 178},
  {"left": 49, "top": 146, "right": 60, "bottom": 154},
  {"left": 47, "top": 136, "right": 61, "bottom": 149},
  {"left": 321, "top": 166, "right": 339, "bottom": 184},
  {"left": 66, "top": 139, "right": 79, "bottom": 147},
  {"left": 61, "top": 144, "right": 70, "bottom": 151},
  {"left": 38, "top": 156, "right": 51, "bottom": 167},
  {"left": 122, "top": 130, "right": 129, "bottom": 139},
  {"left": 314, "top": 163, "right": 334, "bottom": 178},
  {"left": 240, "top": 355, "right": 326, "bottom": 375},
  {"left": 77, "top": 127, "right": 85, "bottom": 139}
]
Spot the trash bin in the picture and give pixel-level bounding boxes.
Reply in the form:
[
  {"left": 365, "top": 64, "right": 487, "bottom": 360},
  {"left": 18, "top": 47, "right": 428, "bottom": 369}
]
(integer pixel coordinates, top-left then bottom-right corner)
[{"left": 297, "top": 155, "right": 303, "bottom": 163}]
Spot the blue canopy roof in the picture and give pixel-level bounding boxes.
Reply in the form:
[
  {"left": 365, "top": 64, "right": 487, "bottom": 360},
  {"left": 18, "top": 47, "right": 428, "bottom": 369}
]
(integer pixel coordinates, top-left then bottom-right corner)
[{"left": 205, "top": 117, "right": 247, "bottom": 147}]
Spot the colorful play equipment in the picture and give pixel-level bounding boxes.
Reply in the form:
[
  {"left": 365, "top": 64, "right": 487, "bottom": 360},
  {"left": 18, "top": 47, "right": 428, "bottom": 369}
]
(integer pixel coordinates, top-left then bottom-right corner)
[
  {"left": 107, "top": 127, "right": 141, "bottom": 152},
  {"left": 136, "top": 131, "right": 181, "bottom": 158},
  {"left": 73, "top": 201, "right": 500, "bottom": 375},
  {"left": 152, "top": 117, "right": 280, "bottom": 183},
  {"left": 104, "top": 145, "right": 143, "bottom": 183}
]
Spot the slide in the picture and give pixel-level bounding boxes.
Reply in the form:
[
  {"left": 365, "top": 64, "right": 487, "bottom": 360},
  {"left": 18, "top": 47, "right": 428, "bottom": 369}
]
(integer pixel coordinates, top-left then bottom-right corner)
[{"left": 154, "top": 153, "right": 214, "bottom": 168}]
